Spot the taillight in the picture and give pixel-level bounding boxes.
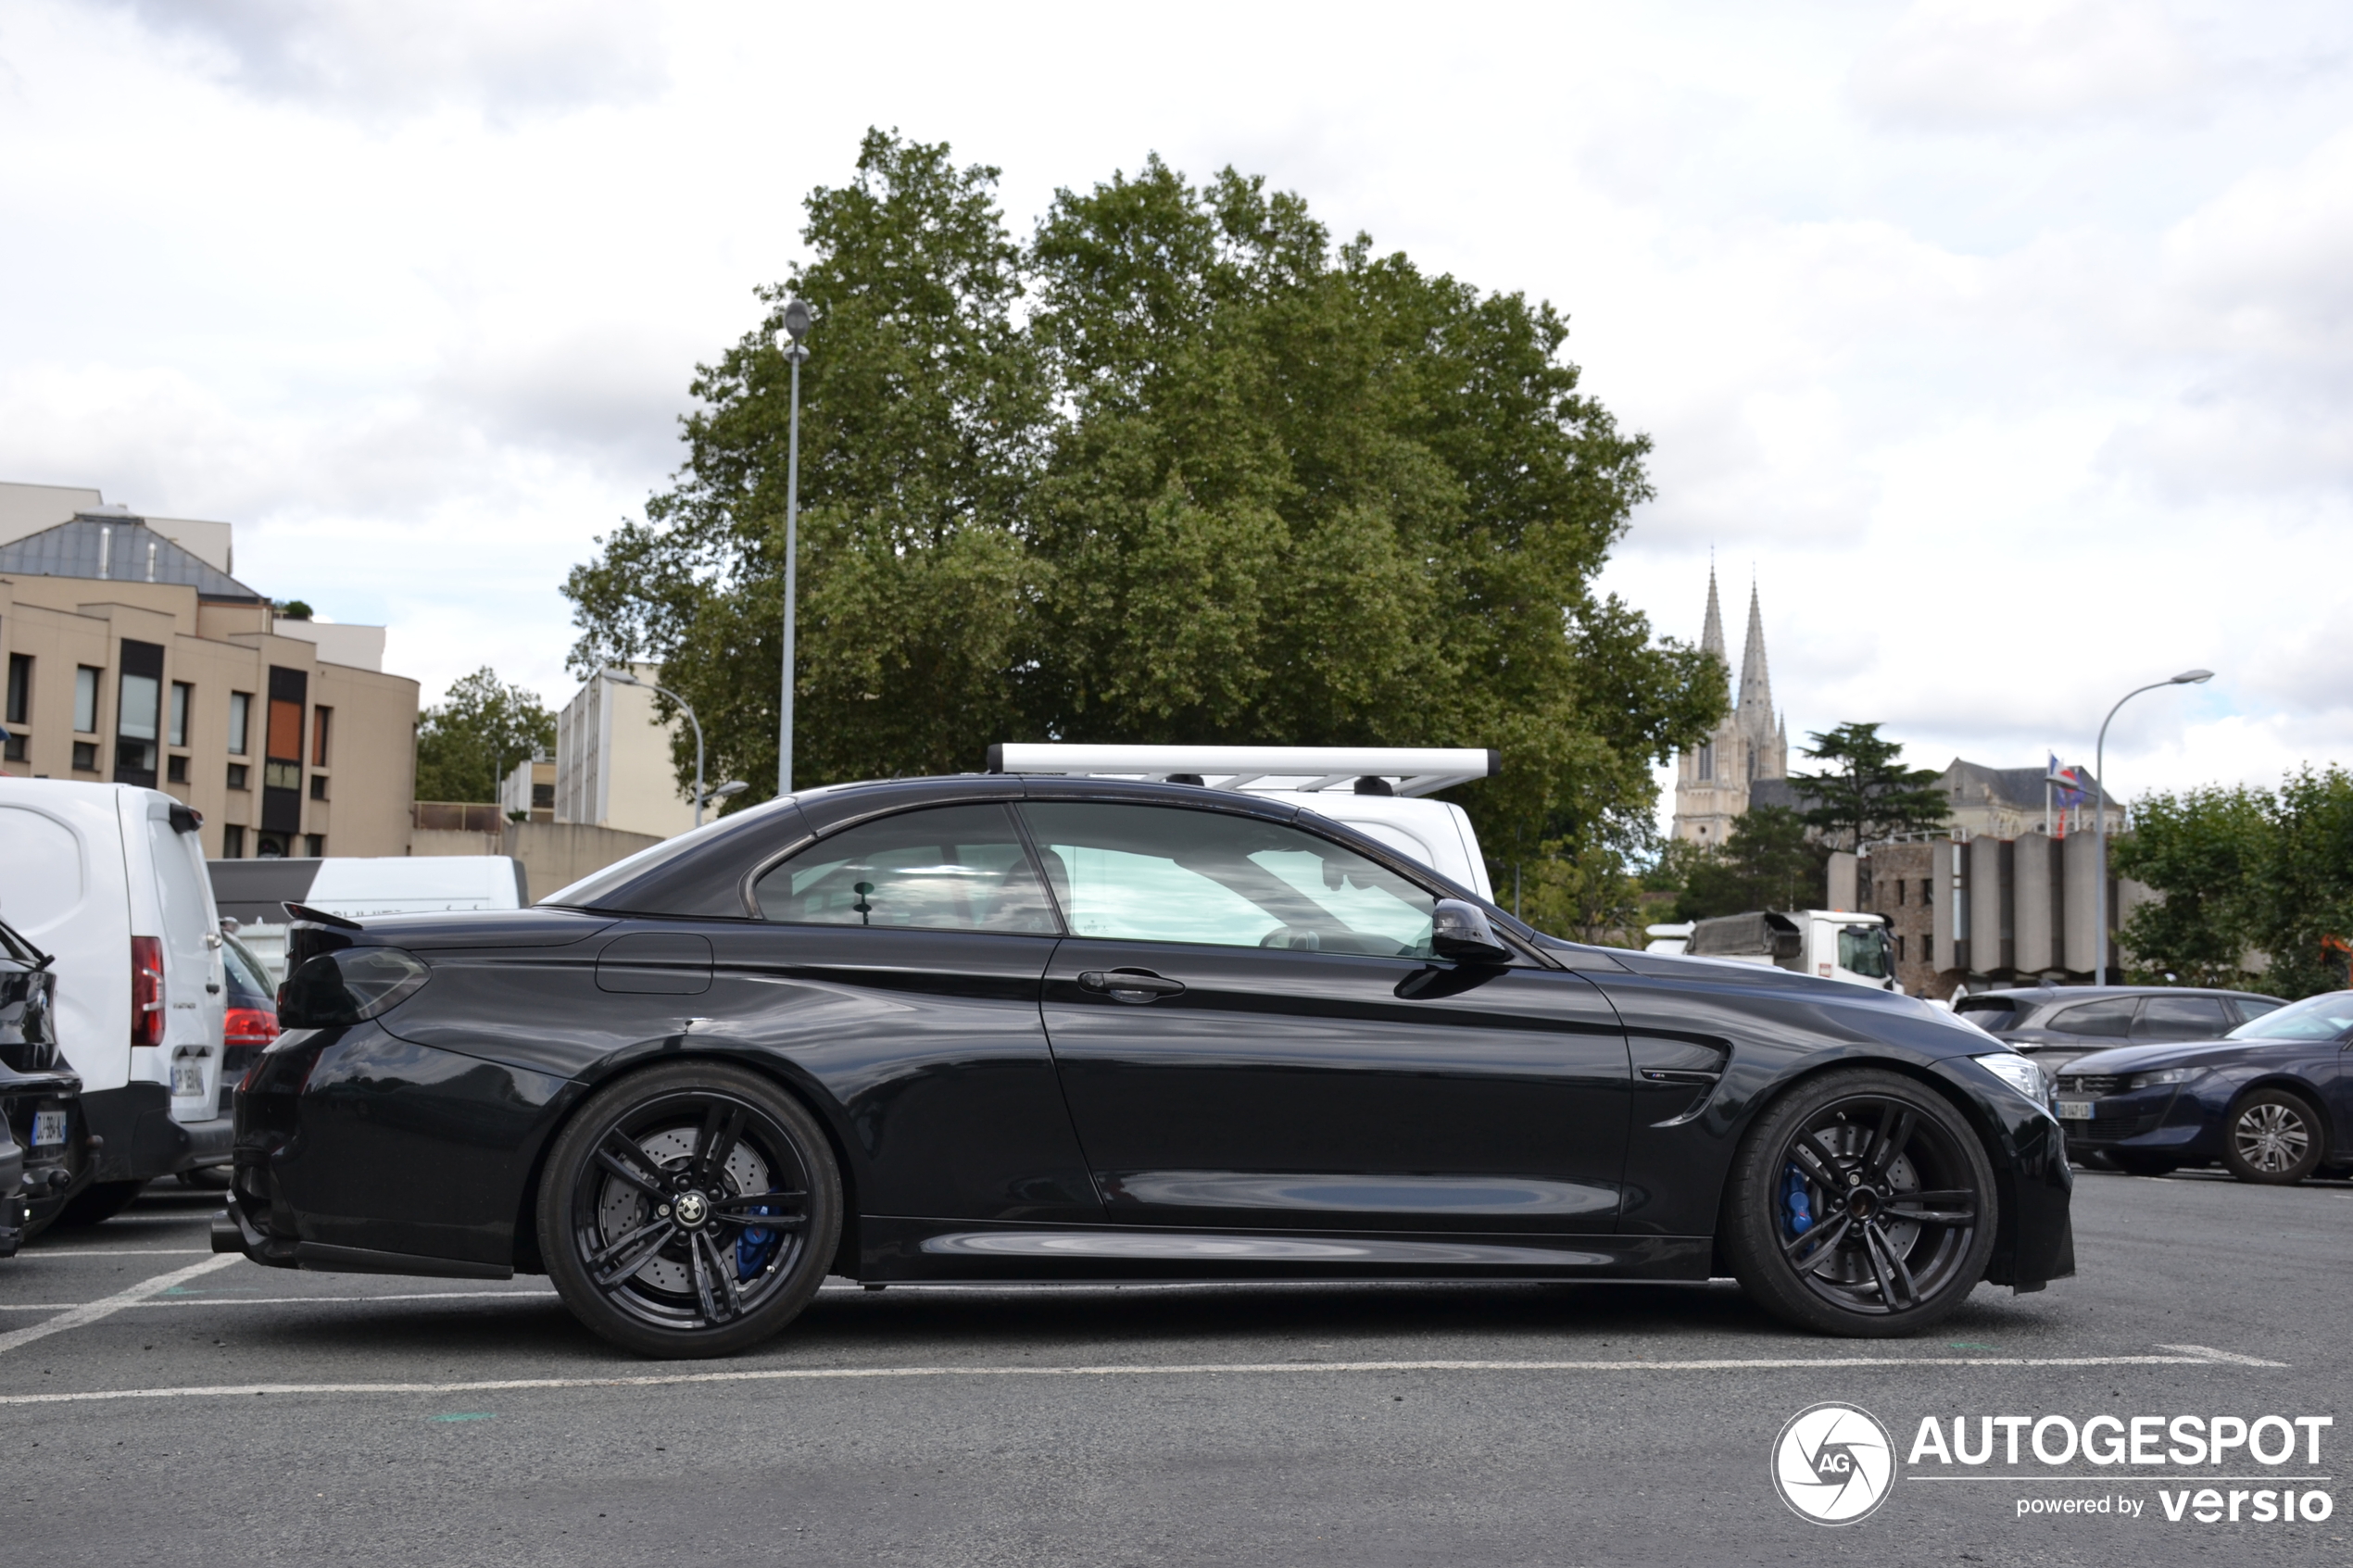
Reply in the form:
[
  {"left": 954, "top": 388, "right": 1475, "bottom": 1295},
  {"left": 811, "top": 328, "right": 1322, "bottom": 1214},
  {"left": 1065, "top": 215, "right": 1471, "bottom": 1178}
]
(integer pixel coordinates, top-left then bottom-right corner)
[
  {"left": 224, "top": 1007, "right": 280, "bottom": 1048},
  {"left": 132, "top": 935, "right": 165, "bottom": 1049}
]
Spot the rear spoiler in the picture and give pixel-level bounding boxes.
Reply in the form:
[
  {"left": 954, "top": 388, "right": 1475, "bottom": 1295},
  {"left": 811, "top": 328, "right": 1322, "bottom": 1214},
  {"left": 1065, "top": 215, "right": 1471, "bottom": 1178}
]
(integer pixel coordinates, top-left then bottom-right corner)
[{"left": 284, "top": 902, "right": 363, "bottom": 932}]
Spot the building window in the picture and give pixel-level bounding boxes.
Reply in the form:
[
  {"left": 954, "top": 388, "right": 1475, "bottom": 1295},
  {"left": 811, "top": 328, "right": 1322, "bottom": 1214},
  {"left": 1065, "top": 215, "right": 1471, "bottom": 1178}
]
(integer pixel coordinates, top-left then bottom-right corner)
[
  {"left": 222, "top": 824, "right": 245, "bottom": 859},
  {"left": 1895, "top": 879, "right": 1906, "bottom": 906},
  {"left": 228, "top": 691, "right": 251, "bottom": 756},
  {"left": 5, "top": 653, "right": 29, "bottom": 726},
  {"left": 227, "top": 762, "right": 249, "bottom": 791},
  {"left": 308, "top": 773, "right": 328, "bottom": 801},
  {"left": 533, "top": 781, "right": 554, "bottom": 810},
  {"left": 2, "top": 732, "right": 22, "bottom": 763},
  {"left": 72, "top": 741, "right": 98, "bottom": 771},
  {"left": 74, "top": 667, "right": 100, "bottom": 734},
  {"left": 1894, "top": 934, "right": 1906, "bottom": 963},
  {"left": 170, "top": 682, "right": 192, "bottom": 747},
  {"left": 304, "top": 834, "right": 325, "bottom": 857},
  {"left": 116, "top": 667, "right": 160, "bottom": 784},
  {"left": 1919, "top": 879, "right": 1931, "bottom": 906},
  {"left": 311, "top": 706, "right": 332, "bottom": 767},
  {"left": 1696, "top": 741, "right": 1714, "bottom": 781},
  {"left": 1923, "top": 934, "right": 1934, "bottom": 966},
  {"left": 265, "top": 694, "right": 302, "bottom": 791},
  {"left": 167, "top": 755, "right": 189, "bottom": 784}
]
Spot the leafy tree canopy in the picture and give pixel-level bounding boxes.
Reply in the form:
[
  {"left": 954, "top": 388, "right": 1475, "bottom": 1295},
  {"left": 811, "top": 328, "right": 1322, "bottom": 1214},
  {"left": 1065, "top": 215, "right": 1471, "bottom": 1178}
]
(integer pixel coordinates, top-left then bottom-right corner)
[
  {"left": 1791, "top": 721, "right": 1949, "bottom": 852},
  {"left": 1669, "top": 805, "right": 1831, "bottom": 921},
  {"left": 2118, "top": 767, "right": 2353, "bottom": 997},
  {"left": 414, "top": 667, "right": 556, "bottom": 805},
  {"left": 562, "top": 130, "right": 1727, "bottom": 877}
]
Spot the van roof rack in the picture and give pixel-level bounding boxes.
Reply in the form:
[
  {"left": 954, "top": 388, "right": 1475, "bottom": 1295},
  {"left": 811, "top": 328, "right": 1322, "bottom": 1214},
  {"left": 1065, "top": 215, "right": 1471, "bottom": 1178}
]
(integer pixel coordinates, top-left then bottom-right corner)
[{"left": 987, "top": 744, "right": 1498, "bottom": 799}]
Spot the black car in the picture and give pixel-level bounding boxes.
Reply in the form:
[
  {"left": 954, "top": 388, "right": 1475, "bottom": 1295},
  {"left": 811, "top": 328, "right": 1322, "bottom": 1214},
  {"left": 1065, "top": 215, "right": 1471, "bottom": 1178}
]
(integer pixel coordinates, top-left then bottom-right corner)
[
  {"left": 1954, "top": 985, "right": 2285, "bottom": 1082},
  {"left": 2054, "top": 990, "right": 2353, "bottom": 1182},
  {"left": 217, "top": 775, "right": 2074, "bottom": 1356},
  {"left": 1, "top": 915, "right": 81, "bottom": 1252}
]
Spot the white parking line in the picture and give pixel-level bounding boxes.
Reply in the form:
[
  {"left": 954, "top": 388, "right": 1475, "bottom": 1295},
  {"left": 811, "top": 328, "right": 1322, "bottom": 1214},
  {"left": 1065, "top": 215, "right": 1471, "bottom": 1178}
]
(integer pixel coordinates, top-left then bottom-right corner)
[
  {"left": 0, "top": 1346, "right": 2282, "bottom": 1407},
  {"left": 0, "top": 1254, "right": 241, "bottom": 1356},
  {"left": 2157, "top": 1343, "right": 2284, "bottom": 1365},
  {"left": 0, "top": 1290, "right": 560, "bottom": 1311},
  {"left": 10, "top": 1249, "right": 216, "bottom": 1259}
]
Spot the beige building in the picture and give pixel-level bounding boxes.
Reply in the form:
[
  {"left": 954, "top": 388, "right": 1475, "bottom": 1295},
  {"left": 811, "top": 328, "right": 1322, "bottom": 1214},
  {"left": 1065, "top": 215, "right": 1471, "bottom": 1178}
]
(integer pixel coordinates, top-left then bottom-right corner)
[
  {"left": 1671, "top": 569, "right": 1789, "bottom": 846},
  {"left": 0, "top": 511, "right": 417, "bottom": 859},
  {"left": 553, "top": 663, "right": 698, "bottom": 839}
]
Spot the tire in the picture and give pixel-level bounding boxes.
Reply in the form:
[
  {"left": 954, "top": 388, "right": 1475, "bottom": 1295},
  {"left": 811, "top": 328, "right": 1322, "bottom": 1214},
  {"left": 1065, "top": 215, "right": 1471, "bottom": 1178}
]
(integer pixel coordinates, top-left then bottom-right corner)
[
  {"left": 178, "top": 1166, "right": 233, "bottom": 1190},
  {"left": 538, "top": 1061, "right": 842, "bottom": 1360},
  {"left": 55, "top": 1179, "right": 146, "bottom": 1228},
  {"left": 1720, "top": 1068, "right": 1999, "bottom": 1337},
  {"left": 2221, "top": 1089, "right": 2325, "bottom": 1185},
  {"left": 2111, "top": 1153, "right": 2180, "bottom": 1178}
]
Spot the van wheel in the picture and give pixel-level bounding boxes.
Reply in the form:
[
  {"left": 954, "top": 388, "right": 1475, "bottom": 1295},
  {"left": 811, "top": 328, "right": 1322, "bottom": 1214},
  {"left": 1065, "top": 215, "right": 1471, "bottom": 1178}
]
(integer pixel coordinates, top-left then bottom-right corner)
[{"left": 56, "top": 1179, "right": 145, "bottom": 1227}]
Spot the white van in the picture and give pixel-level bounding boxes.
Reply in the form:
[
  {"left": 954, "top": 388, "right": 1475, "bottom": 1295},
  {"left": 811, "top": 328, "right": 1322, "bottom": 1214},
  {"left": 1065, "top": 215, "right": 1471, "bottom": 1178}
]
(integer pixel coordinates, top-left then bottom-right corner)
[
  {"left": 0, "top": 781, "right": 229, "bottom": 1220},
  {"left": 210, "top": 855, "right": 528, "bottom": 985},
  {"left": 988, "top": 745, "right": 1498, "bottom": 900}
]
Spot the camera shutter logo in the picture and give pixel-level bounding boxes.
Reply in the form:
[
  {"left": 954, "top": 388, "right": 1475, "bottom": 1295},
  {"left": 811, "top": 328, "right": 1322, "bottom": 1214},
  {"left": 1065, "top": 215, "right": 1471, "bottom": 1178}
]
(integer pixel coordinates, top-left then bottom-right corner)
[{"left": 1772, "top": 1402, "right": 1896, "bottom": 1525}]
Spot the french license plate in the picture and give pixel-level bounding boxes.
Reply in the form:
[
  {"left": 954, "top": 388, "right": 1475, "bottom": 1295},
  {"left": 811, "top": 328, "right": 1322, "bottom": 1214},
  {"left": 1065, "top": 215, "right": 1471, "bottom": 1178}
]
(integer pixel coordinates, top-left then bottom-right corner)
[
  {"left": 31, "top": 1110, "right": 67, "bottom": 1148},
  {"left": 172, "top": 1060, "right": 206, "bottom": 1098},
  {"left": 2056, "top": 1099, "right": 2095, "bottom": 1121}
]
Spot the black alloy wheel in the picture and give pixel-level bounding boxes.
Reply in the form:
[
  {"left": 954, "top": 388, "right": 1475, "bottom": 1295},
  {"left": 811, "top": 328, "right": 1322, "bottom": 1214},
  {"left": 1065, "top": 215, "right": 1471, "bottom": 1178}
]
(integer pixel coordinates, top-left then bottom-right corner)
[
  {"left": 539, "top": 1062, "right": 842, "bottom": 1359},
  {"left": 1721, "top": 1068, "right": 1998, "bottom": 1337},
  {"left": 2221, "top": 1089, "right": 2324, "bottom": 1185}
]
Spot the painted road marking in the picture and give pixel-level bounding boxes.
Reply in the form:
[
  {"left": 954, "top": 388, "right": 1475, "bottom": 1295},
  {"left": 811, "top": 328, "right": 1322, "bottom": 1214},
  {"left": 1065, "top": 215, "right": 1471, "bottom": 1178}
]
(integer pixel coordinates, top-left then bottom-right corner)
[
  {"left": 2157, "top": 1343, "right": 2284, "bottom": 1365},
  {"left": 0, "top": 1347, "right": 2284, "bottom": 1407},
  {"left": 10, "top": 1249, "right": 216, "bottom": 1259},
  {"left": 0, "top": 1291, "right": 560, "bottom": 1311},
  {"left": 0, "top": 1254, "right": 241, "bottom": 1356}
]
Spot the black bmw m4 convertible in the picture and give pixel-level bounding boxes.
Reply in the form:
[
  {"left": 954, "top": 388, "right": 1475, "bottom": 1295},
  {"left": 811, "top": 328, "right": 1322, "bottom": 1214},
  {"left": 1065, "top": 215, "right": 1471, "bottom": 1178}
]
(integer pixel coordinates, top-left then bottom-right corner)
[{"left": 218, "top": 773, "right": 2073, "bottom": 1358}]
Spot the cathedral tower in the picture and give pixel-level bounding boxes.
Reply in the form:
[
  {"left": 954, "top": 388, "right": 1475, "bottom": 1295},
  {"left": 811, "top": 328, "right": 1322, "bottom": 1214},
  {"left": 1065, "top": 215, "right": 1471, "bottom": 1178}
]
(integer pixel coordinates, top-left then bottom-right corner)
[{"left": 1671, "top": 568, "right": 1788, "bottom": 846}]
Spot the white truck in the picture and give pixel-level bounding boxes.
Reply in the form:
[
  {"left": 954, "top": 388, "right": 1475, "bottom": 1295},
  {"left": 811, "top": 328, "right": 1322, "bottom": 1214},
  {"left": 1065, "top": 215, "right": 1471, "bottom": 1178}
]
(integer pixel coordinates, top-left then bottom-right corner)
[
  {"left": 0, "top": 780, "right": 230, "bottom": 1222},
  {"left": 1679, "top": 909, "right": 1900, "bottom": 992},
  {"left": 988, "top": 744, "right": 1498, "bottom": 900},
  {"left": 209, "top": 855, "right": 530, "bottom": 985}
]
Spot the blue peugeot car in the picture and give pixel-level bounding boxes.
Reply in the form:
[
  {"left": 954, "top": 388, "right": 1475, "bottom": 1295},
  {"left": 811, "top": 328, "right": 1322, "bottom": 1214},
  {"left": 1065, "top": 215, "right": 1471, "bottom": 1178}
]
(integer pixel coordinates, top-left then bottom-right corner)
[{"left": 2053, "top": 991, "right": 2353, "bottom": 1183}]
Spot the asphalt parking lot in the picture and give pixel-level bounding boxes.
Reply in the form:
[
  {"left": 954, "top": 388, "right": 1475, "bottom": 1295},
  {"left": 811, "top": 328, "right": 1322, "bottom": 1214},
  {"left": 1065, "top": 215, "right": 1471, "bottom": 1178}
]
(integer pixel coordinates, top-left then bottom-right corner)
[{"left": 3, "top": 1167, "right": 2348, "bottom": 1568}]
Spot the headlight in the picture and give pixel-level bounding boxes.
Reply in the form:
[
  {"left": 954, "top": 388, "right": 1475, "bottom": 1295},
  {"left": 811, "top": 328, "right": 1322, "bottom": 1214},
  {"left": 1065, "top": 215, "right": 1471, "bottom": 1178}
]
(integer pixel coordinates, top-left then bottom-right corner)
[
  {"left": 277, "top": 947, "right": 431, "bottom": 1028},
  {"left": 2127, "top": 1067, "right": 2203, "bottom": 1090},
  {"left": 1971, "top": 1051, "right": 2049, "bottom": 1105}
]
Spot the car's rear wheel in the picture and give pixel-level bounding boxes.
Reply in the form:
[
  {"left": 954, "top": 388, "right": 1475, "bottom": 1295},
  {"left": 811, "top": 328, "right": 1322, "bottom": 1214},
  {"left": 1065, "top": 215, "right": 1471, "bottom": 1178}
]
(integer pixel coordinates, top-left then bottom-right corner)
[
  {"left": 539, "top": 1062, "right": 841, "bottom": 1360},
  {"left": 2221, "top": 1090, "right": 2324, "bottom": 1185},
  {"left": 1721, "top": 1068, "right": 1998, "bottom": 1337}
]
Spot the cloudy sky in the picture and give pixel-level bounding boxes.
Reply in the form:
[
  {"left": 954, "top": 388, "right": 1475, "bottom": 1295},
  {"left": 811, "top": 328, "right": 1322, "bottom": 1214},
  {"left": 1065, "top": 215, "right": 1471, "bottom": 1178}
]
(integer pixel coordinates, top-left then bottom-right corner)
[{"left": 4, "top": 0, "right": 2349, "bottom": 824}]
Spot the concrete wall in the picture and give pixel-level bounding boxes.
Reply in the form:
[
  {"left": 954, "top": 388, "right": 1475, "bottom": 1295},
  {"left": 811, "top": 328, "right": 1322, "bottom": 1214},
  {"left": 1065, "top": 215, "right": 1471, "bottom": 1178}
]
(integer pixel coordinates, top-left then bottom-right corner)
[
  {"left": 409, "top": 829, "right": 502, "bottom": 858},
  {"left": 502, "top": 821, "right": 663, "bottom": 904}
]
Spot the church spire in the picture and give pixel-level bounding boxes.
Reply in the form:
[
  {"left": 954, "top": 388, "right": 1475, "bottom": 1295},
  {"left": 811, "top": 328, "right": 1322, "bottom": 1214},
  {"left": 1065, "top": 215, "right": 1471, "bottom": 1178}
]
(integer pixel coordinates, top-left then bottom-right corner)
[
  {"left": 1701, "top": 563, "right": 1727, "bottom": 662},
  {"left": 1739, "top": 581, "right": 1773, "bottom": 718}
]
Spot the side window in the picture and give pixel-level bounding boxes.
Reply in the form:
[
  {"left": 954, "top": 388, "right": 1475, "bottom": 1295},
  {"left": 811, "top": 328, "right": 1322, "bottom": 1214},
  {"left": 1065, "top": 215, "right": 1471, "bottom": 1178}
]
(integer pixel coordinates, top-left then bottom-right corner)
[
  {"left": 1019, "top": 801, "right": 1435, "bottom": 957},
  {"left": 753, "top": 804, "right": 1057, "bottom": 934},
  {"left": 2231, "top": 997, "right": 2284, "bottom": 1025},
  {"left": 2132, "top": 995, "right": 2230, "bottom": 1042},
  {"left": 2050, "top": 997, "right": 2135, "bottom": 1039}
]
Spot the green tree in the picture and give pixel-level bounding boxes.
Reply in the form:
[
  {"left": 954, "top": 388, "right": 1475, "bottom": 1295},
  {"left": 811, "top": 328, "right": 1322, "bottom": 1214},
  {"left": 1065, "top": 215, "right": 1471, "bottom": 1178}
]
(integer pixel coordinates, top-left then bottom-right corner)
[
  {"left": 413, "top": 668, "right": 556, "bottom": 804},
  {"left": 1670, "top": 805, "right": 1831, "bottom": 920},
  {"left": 1790, "top": 721, "right": 1949, "bottom": 851},
  {"left": 563, "top": 131, "right": 1727, "bottom": 854},
  {"left": 2115, "top": 766, "right": 2353, "bottom": 997}
]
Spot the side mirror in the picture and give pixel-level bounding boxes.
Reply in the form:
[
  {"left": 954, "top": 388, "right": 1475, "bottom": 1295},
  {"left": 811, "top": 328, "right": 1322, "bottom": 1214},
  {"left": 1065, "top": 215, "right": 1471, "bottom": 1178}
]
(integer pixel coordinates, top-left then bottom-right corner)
[{"left": 1431, "top": 899, "right": 1514, "bottom": 964}]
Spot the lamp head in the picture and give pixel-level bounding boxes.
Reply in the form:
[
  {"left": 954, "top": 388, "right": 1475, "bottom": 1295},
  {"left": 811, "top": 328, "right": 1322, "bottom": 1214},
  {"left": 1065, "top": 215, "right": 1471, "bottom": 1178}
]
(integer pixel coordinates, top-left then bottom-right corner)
[
  {"left": 711, "top": 781, "right": 749, "bottom": 799},
  {"left": 781, "top": 299, "right": 812, "bottom": 342},
  {"left": 600, "top": 669, "right": 640, "bottom": 687},
  {"left": 2171, "top": 669, "right": 2214, "bottom": 684}
]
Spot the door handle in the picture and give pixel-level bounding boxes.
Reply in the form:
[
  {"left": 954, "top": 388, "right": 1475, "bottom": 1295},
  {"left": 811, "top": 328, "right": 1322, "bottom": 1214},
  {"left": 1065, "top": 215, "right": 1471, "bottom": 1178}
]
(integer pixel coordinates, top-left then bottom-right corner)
[{"left": 1078, "top": 969, "right": 1187, "bottom": 1003}]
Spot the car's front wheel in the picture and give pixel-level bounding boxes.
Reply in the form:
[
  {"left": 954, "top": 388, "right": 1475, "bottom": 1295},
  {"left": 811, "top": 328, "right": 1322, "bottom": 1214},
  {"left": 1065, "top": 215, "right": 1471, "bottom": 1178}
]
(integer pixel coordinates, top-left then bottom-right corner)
[
  {"left": 2221, "top": 1090, "right": 2324, "bottom": 1185},
  {"left": 539, "top": 1061, "right": 842, "bottom": 1359},
  {"left": 1721, "top": 1068, "right": 1998, "bottom": 1337}
]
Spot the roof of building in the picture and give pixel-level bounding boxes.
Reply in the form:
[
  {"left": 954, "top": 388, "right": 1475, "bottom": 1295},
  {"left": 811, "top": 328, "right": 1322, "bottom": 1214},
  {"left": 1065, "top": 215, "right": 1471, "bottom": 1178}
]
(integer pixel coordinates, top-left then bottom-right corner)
[
  {"left": 0, "top": 514, "right": 262, "bottom": 602},
  {"left": 1937, "top": 757, "right": 2115, "bottom": 810}
]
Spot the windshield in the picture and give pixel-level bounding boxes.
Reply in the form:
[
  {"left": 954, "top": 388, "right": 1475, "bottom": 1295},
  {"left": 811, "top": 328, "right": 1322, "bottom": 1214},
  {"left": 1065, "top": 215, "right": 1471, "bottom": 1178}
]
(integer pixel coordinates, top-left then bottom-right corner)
[
  {"left": 1837, "top": 924, "right": 1890, "bottom": 980},
  {"left": 2226, "top": 991, "right": 2353, "bottom": 1041},
  {"left": 220, "top": 934, "right": 276, "bottom": 1009}
]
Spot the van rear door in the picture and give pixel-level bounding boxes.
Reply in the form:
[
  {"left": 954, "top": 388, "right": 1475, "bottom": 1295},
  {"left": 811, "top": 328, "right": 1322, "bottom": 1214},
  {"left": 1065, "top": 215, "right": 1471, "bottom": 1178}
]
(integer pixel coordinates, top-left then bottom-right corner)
[
  {"left": 133, "top": 797, "right": 227, "bottom": 1123},
  {"left": 0, "top": 784, "right": 132, "bottom": 1093}
]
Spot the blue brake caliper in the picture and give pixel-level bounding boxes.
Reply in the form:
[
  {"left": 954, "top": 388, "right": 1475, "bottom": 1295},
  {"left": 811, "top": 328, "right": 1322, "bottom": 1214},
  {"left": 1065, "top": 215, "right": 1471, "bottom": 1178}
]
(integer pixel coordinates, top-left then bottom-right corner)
[
  {"left": 1782, "top": 1165, "right": 1814, "bottom": 1237},
  {"left": 736, "top": 1198, "right": 781, "bottom": 1280}
]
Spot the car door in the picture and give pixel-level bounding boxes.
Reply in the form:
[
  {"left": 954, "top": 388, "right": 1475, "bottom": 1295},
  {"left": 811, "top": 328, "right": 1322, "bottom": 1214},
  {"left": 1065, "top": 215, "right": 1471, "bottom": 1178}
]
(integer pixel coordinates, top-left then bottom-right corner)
[{"left": 1023, "top": 799, "right": 1632, "bottom": 1236}]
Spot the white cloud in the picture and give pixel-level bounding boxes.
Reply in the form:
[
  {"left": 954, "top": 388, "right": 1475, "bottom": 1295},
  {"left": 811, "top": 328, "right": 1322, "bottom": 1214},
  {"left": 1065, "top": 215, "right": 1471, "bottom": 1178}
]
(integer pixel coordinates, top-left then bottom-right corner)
[{"left": 1850, "top": 0, "right": 2210, "bottom": 130}]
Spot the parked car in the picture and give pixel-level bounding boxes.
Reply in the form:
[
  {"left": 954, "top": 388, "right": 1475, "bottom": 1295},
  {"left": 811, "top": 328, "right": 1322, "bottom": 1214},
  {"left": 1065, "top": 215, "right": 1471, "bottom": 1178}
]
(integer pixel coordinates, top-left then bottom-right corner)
[
  {"left": 0, "top": 780, "right": 229, "bottom": 1223},
  {"left": 220, "top": 774, "right": 2072, "bottom": 1357},
  {"left": 1954, "top": 985, "right": 2286, "bottom": 1083},
  {"left": 2053, "top": 990, "right": 2353, "bottom": 1181},
  {"left": 0, "top": 914, "right": 82, "bottom": 1249},
  {"left": 178, "top": 928, "right": 279, "bottom": 1189}
]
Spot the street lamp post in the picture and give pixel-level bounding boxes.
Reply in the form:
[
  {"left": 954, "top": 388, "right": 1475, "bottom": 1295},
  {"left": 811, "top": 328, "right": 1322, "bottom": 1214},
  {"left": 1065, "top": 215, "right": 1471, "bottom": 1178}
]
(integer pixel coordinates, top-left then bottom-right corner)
[
  {"left": 2092, "top": 669, "right": 2214, "bottom": 982},
  {"left": 601, "top": 669, "right": 715, "bottom": 828},
  {"left": 775, "top": 300, "right": 812, "bottom": 797}
]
